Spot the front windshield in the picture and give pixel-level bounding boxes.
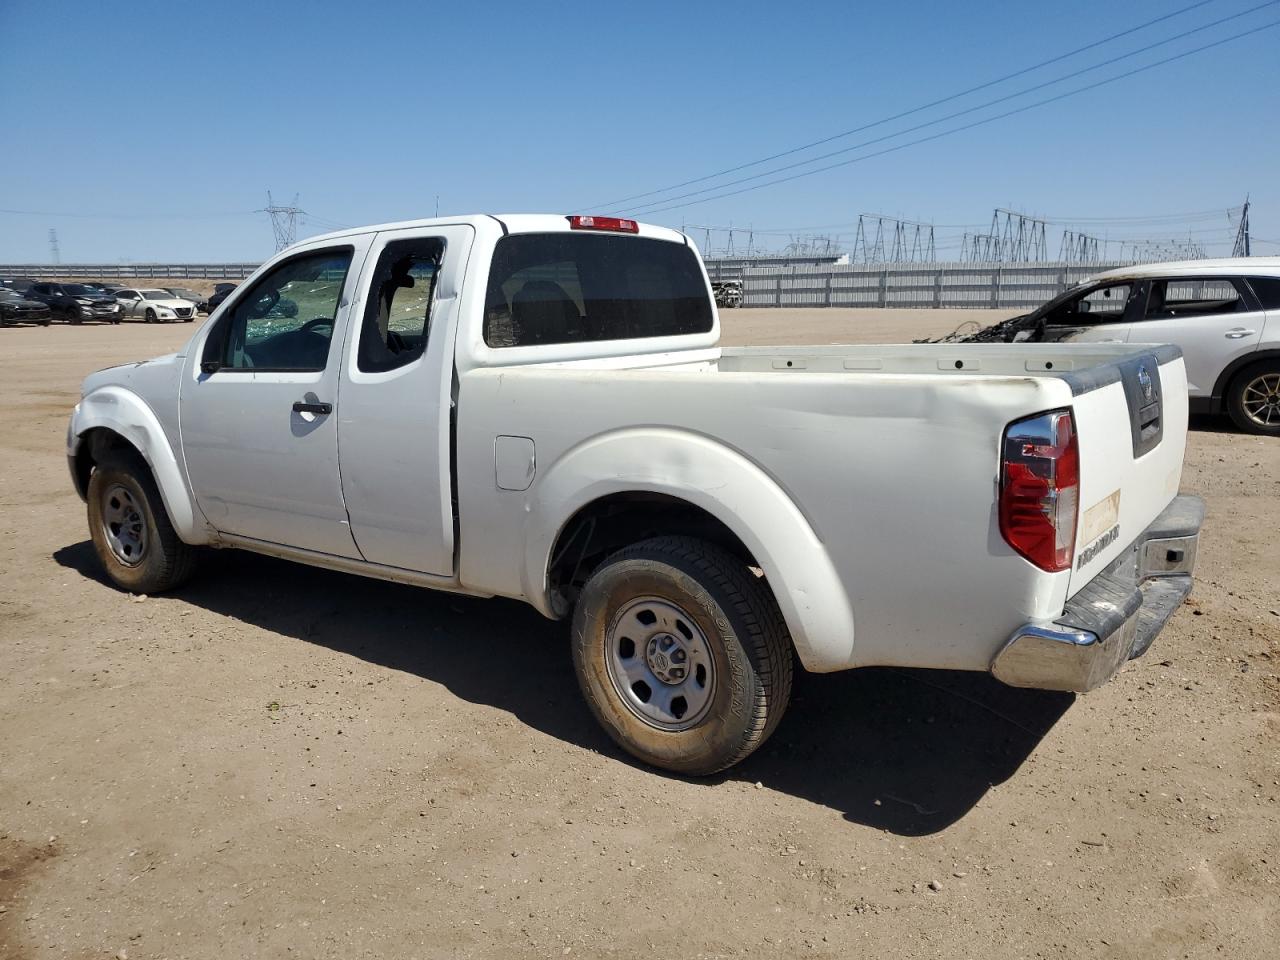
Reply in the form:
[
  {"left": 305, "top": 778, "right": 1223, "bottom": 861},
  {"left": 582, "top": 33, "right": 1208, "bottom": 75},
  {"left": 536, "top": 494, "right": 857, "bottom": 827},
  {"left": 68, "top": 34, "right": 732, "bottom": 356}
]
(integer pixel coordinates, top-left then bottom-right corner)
[
  {"left": 142, "top": 290, "right": 171, "bottom": 300},
  {"left": 1028, "top": 282, "right": 1093, "bottom": 320}
]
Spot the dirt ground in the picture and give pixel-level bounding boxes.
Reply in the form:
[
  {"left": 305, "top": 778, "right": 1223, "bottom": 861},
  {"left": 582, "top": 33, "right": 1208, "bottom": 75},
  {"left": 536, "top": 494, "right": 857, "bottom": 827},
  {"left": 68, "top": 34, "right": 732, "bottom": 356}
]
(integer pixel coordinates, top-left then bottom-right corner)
[{"left": 1, "top": 309, "right": 1277, "bottom": 960}]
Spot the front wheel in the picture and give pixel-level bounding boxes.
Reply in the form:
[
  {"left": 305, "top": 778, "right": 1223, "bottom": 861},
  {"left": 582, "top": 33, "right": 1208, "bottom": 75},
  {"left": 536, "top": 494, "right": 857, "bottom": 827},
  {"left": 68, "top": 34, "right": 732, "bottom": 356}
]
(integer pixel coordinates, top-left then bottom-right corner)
[
  {"left": 68, "top": 305, "right": 83, "bottom": 325},
  {"left": 87, "top": 449, "right": 196, "bottom": 593},
  {"left": 572, "top": 536, "right": 793, "bottom": 775},
  {"left": 1227, "top": 360, "right": 1280, "bottom": 435},
  {"left": 145, "top": 309, "right": 156, "bottom": 323}
]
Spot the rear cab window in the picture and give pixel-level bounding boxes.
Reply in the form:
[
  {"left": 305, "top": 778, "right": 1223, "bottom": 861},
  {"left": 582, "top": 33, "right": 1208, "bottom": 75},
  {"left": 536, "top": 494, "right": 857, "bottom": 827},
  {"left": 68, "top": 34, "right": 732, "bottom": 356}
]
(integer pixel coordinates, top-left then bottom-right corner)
[{"left": 483, "top": 233, "right": 712, "bottom": 347}]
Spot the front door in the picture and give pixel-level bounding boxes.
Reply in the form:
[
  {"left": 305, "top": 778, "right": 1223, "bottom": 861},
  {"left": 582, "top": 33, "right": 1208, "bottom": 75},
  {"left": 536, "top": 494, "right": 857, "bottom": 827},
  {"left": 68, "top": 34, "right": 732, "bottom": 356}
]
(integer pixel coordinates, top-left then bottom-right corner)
[
  {"left": 1125, "top": 276, "right": 1265, "bottom": 398},
  {"left": 179, "top": 241, "right": 371, "bottom": 557},
  {"left": 1040, "top": 279, "right": 1145, "bottom": 343},
  {"left": 336, "top": 224, "right": 475, "bottom": 575}
]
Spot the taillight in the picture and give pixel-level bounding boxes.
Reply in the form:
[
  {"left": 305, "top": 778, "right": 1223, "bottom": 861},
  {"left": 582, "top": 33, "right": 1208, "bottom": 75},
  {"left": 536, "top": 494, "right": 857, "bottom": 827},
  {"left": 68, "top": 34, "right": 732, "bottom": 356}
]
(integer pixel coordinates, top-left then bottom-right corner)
[
  {"left": 567, "top": 215, "right": 639, "bottom": 233},
  {"left": 999, "top": 409, "right": 1079, "bottom": 572}
]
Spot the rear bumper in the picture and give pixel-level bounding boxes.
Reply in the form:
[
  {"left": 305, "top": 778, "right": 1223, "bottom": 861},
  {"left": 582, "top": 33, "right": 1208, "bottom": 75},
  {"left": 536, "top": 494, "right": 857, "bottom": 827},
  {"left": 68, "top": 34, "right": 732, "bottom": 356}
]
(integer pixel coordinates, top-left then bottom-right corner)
[{"left": 991, "top": 494, "right": 1204, "bottom": 693}]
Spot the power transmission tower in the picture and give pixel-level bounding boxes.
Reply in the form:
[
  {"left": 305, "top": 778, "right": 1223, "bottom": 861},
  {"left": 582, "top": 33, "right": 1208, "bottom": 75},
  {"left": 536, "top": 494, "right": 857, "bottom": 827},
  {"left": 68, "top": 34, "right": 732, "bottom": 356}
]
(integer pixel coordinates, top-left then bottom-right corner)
[
  {"left": 259, "top": 191, "right": 306, "bottom": 251},
  {"left": 1232, "top": 196, "right": 1251, "bottom": 257},
  {"left": 961, "top": 231, "right": 1002, "bottom": 262},
  {"left": 992, "top": 208, "right": 1047, "bottom": 261},
  {"left": 48, "top": 228, "right": 60, "bottom": 265},
  {"left": 1127, "top": 238, "right": 1206, "bottom": 262},
  {"left": 1059, "top": 229, "right": 1101, "bottom": 263},
  {"left": 852, "top": 214, "right": 935, "bottom": 264}
]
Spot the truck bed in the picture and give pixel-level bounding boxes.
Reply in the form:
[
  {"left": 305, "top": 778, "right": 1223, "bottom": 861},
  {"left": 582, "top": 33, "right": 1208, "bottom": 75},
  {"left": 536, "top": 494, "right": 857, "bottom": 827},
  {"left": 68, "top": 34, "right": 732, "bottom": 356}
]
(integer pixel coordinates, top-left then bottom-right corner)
[{"left": 457, "top": 340, "right": 1189, "bottom": 674}]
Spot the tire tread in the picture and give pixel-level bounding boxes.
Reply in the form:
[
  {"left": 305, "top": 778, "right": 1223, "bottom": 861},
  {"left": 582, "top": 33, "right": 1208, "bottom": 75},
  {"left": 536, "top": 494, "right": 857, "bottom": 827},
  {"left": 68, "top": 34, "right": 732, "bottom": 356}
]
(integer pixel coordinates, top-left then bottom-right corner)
[{"left": 587, "top": 535, "right": 793, "bottom": 773}]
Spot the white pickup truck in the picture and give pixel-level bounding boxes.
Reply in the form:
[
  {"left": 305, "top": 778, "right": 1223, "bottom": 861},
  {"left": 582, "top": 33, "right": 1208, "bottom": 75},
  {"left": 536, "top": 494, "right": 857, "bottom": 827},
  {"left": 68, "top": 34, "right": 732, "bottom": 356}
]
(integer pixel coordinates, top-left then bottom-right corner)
[{"left": 68, "top": 214, "right": 1203, "bottom": 774}]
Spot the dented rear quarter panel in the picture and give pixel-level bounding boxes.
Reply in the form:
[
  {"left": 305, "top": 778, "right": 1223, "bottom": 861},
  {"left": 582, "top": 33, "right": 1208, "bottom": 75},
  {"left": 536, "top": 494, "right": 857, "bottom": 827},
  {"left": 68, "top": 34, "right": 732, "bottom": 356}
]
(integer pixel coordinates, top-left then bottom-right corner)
[{"left": 456, "top": 358, "right": 1085, "bottom": 673}]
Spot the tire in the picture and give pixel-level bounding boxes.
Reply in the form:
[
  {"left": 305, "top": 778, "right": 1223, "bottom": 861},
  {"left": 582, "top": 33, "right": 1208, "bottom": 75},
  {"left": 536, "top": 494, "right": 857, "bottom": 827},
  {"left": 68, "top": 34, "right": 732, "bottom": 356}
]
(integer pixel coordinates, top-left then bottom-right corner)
[
  {"left": 40, "top": 318, "right": 52, "bottom": 326},
  {"left": 68, "top": 305, "right": 83, "bottom": 325},
  {"left": 86, "top": 448, "right": 196, "bottom": 594},
  {"left": 145, "top": 309, "right": 156, "bottom": 323},
  {"left": 571, "top": 536, "right": 793, "bottom": 775},
  {"left": 1226, "top": 360, "right": 1280, "bottom": 435}
]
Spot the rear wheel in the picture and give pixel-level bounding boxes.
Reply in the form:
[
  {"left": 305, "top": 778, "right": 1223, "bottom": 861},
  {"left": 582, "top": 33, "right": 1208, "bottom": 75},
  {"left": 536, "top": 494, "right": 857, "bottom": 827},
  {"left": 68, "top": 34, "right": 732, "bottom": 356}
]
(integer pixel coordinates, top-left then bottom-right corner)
[
  {"left": 571, "top": 536, "right": 793, "bottom": 775},
  {"left": 87, "top": 449, "right": 196, "bottom": 593},
  {"left": 1227, "top": 360, "right": 1280, "bottom": 435}
]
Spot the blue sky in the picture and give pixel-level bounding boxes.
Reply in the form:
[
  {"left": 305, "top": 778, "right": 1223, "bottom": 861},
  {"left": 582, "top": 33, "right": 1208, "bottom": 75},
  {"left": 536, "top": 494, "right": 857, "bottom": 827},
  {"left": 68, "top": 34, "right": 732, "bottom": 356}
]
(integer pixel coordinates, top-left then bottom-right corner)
[{"left": 1, "top": 0, "right": 1276, "bottom": 262}]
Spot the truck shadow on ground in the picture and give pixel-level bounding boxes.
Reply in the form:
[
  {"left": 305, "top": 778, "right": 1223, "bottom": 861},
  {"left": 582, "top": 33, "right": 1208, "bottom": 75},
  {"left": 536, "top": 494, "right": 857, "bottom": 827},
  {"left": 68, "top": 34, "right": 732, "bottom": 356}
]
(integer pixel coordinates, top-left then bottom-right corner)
[{"left": 55, "top": 541, "right": 1072, "bottom": 836}]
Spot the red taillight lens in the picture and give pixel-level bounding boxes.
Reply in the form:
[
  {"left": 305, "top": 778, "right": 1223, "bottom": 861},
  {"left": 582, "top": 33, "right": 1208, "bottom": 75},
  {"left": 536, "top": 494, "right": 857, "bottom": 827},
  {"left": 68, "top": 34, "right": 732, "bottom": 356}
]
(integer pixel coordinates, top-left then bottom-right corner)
[
  {"left": 999, "top": 409, "right": 1079, "bottom": 572},
  {"left": 567, "top": 215, "right": 639, "bottom": 233}
]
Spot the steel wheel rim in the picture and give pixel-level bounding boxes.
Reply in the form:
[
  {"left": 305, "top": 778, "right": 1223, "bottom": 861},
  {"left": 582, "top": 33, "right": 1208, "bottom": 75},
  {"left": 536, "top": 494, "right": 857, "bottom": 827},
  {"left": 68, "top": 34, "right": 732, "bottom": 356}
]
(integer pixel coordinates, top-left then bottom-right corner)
[
  {"left": 604, "top": 596, "right": 717, "bottom": 732},
  {"left": 101, "top": 482, "right": 148, "bottom": 566},
  {"left": 1241, "top": 372, "right": 1280, "bottom": 428}
]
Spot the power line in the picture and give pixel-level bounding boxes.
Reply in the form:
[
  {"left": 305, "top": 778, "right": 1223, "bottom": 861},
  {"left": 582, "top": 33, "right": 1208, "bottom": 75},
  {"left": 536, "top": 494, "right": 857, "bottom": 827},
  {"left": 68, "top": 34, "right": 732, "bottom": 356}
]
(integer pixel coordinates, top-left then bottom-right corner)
[
  {"left": 624, "top": 2, "right": 1279, "bottom": 216},
  {"left": 586, "top": 0, "right": 1224, "bottom": 211},
  {"left": 0, "top": 207, "right": 258, "bottom": 221},
  {"left": 634, "top": 19, "right": 1280, "bottom": 216}
]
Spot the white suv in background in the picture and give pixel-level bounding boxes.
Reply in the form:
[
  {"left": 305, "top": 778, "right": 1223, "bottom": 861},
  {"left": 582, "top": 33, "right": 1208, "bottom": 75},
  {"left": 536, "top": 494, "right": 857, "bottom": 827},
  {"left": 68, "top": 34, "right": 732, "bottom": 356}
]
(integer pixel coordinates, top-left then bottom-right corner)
[{"left": 967, "top": 258, "right": 1280, "bottom": 435}]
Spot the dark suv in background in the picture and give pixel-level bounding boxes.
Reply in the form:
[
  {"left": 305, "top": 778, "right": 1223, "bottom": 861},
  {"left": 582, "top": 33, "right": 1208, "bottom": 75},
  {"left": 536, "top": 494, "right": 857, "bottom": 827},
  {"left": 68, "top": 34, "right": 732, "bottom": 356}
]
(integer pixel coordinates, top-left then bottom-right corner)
[
  {"left": 200, "top": 282, "right": 238, "bottom": 314},
  {"left": 26, "top": 282, "right": 124, "bottom": 324}
]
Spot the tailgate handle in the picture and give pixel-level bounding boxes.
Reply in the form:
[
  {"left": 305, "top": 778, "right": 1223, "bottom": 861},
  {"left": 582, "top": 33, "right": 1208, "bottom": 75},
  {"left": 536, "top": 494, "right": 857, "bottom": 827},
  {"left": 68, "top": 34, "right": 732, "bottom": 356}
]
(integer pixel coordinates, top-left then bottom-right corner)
[{"left": 1137, "top": 400, "right": 1161, "bottom": 441}]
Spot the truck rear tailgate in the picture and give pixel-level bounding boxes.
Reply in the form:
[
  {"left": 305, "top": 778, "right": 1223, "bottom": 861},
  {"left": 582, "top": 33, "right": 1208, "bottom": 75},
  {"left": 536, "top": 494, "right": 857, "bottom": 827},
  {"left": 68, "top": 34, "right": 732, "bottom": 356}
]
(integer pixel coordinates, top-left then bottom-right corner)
[{"left": 1065, "top": 344, "right": 1189, "bottom": 596}]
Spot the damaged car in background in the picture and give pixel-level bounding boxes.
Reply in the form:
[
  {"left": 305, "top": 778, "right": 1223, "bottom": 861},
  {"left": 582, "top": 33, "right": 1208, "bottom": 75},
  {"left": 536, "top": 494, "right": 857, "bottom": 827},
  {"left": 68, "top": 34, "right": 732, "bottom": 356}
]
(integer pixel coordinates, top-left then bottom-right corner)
[{"left": 922, "top": 258, "right": 1280, "bottom": 435}]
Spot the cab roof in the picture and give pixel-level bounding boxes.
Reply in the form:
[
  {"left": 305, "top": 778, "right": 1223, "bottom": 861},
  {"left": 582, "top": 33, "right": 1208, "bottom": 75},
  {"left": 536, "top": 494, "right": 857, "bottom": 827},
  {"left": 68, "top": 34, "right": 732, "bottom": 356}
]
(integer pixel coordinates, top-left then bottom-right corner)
[{"left": 299, "top": 214, "right": 687, "bottom": 248}]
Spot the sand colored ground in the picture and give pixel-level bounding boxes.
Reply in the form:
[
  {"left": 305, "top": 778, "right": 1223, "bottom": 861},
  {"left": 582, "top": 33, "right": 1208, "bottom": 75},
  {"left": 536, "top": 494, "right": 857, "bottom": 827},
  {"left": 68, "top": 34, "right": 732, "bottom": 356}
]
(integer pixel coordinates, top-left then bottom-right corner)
[{"left": 0, "top": 311, "right": 1276, "bottom": 959}]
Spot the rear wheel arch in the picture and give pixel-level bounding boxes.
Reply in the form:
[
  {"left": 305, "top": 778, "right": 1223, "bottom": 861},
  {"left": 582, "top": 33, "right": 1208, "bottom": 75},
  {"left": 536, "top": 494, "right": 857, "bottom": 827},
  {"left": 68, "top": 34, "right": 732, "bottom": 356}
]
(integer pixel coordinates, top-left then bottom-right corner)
[
  {"left": 1225, "top": 355, "right": 1280, "bottom": 434},
  {"left": 1213, "top": 348, "right": 1280, "bottom": 407},
  {"left": 547, "top": 492, "right": 765, "bottom": 611},
  {"left": 526, "top": 430, "right": 858, "bottom": 673}
]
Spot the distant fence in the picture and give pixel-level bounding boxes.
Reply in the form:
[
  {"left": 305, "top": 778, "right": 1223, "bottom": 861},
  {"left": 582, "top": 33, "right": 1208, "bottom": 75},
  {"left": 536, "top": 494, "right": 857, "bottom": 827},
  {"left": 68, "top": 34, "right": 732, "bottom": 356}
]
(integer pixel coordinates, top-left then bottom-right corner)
[
  {"left": 704, "top": 260, "right": 1138, "bottom": 309},
  {"left": 4, "top": 259, "right": 1138, "bottom": 309},
  {"left": 0, "top": 263, "right": 260, "bottom": 280}
]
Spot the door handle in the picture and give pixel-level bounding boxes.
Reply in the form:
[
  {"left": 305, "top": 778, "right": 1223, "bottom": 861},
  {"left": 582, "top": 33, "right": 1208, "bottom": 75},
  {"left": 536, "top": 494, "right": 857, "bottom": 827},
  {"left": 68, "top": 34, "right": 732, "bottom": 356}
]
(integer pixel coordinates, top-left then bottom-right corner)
[
  {"left": 1224, "top": 329, "right": 1256, "bottom": 339},
  {"left": 292, "top": 400, "right": 332, "bottom": 415}
]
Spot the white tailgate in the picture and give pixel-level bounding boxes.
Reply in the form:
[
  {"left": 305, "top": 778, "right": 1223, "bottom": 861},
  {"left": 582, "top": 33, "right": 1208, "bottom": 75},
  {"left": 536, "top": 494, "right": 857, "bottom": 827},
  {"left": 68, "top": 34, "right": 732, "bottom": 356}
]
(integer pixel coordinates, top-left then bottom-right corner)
[{"left": 1067, "top": 352, "right": 1189, "bottom": 595}]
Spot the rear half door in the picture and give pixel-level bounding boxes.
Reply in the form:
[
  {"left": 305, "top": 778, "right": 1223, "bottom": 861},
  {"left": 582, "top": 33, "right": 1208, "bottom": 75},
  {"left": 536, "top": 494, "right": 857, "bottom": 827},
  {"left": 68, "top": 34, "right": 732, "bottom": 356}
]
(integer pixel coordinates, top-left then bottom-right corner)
[
  {"left": 1125, "top": 276, "right": 1264, "bottom": 397},
  {"left": 336, "top": 223, "right": 475, "bottom": 575}
]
